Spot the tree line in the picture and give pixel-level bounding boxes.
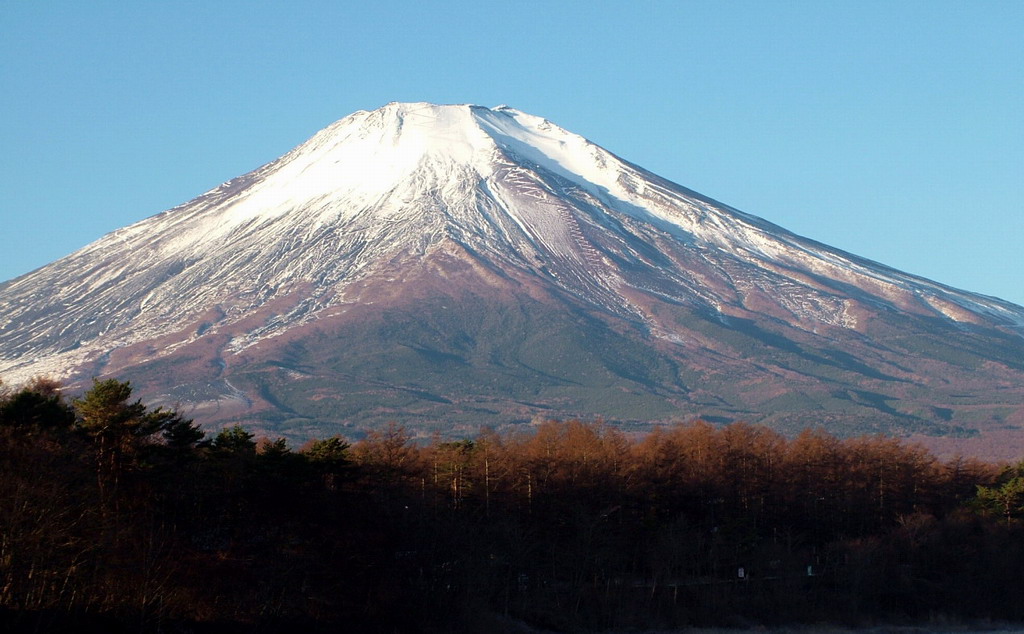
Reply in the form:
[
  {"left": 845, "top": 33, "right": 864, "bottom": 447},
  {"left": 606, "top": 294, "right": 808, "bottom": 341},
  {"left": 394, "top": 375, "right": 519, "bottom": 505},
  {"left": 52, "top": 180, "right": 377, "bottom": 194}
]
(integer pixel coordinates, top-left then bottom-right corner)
[{"left": 2, "top": 376, "right": 1024, "bottom": 632}]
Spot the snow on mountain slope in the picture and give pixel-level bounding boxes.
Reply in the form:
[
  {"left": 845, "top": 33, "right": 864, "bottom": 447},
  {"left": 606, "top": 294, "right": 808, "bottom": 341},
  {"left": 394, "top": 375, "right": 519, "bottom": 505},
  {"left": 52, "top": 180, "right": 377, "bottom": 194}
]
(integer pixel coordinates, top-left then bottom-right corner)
[{"left": 2, "top": 102, "right": 1024, "bottom": 450}]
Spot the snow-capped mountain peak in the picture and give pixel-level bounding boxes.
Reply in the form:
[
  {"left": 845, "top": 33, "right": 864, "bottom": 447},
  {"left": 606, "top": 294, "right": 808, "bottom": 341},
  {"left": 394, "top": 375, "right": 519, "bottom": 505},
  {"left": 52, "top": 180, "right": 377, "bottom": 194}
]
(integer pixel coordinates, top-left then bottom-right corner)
[{"left": 2, "top": 103, "right": 1024, "bottom": 452}]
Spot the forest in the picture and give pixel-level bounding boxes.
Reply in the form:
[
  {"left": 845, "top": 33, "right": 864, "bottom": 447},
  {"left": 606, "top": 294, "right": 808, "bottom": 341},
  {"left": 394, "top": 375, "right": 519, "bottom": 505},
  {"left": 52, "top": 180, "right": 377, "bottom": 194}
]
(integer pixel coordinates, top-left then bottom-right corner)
[{"left": 3, "top": 376, "right": 1024, "bottom": 633}]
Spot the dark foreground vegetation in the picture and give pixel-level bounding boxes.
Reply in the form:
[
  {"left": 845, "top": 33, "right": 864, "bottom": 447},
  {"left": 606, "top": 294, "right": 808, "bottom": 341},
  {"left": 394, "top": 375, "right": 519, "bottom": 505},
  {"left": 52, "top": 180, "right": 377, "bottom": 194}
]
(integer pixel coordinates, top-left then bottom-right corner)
[{"left": 4, "top": 377, "right": 1024, "bottom": 632}]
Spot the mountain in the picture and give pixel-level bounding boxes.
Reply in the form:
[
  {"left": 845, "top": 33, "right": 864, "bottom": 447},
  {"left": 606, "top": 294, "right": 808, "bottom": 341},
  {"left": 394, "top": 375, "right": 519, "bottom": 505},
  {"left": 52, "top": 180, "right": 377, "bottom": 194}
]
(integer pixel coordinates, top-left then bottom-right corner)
[{"left": 2, "top": 102, "right": 1024, "bottom": 453}]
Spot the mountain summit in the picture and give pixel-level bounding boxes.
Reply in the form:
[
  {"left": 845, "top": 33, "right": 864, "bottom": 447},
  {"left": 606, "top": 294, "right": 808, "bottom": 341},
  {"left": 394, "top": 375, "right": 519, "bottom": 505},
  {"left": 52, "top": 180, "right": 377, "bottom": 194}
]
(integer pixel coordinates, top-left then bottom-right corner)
[{"left": 3, "top": 103, "right": 1024, "bottom": 452}]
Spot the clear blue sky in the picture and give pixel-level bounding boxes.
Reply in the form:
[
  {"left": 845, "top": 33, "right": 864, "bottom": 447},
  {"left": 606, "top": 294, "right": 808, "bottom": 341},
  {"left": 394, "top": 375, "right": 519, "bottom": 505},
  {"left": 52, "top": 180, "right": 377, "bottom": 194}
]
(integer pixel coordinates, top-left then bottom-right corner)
[{"left": 2, "top": 1, "right": 1022, "bottom": 305}]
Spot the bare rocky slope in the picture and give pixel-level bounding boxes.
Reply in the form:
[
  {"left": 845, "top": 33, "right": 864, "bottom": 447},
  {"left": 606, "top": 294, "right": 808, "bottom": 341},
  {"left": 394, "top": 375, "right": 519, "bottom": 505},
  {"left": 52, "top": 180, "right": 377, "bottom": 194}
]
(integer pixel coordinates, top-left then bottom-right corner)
[{"left": 2, "top": 103, "right": 1023, "bottom": 455}]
